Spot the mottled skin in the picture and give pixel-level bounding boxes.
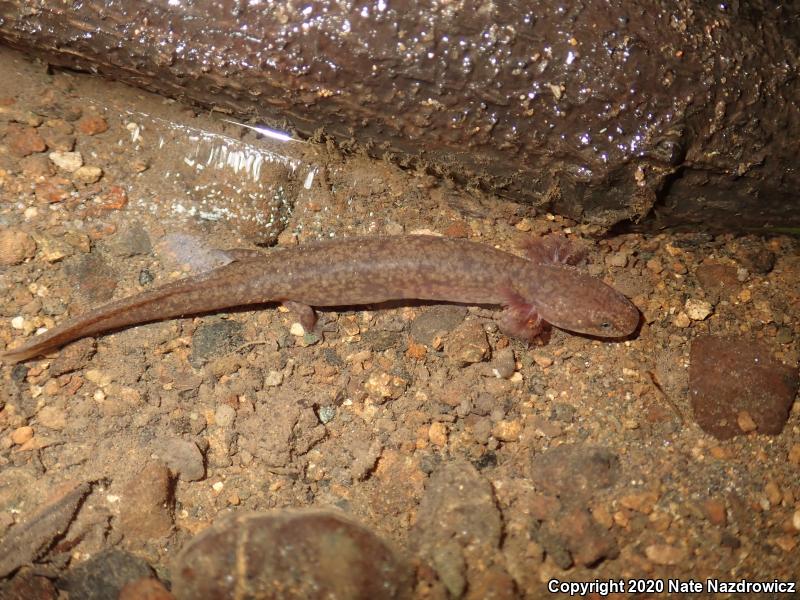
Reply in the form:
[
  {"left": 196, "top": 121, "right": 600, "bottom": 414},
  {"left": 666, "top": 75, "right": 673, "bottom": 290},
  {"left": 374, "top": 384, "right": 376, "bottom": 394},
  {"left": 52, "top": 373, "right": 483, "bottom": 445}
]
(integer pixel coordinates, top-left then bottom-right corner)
[{"left": 0, "top": 235, "right": 639, "bottom": 363}]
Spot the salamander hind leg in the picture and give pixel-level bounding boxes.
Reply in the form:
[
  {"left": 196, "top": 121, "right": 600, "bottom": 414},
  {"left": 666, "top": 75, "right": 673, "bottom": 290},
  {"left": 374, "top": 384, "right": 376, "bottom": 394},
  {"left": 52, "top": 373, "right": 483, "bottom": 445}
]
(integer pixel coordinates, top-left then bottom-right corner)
[
  {"left": 521, "top": 233, "right": 586, "bottom": 266},
  {"left": 498, "top": 290, "right": 545, "bottom": 343},
  {"left": 282, "top": 301, "right": 317, "bottom": 332}
]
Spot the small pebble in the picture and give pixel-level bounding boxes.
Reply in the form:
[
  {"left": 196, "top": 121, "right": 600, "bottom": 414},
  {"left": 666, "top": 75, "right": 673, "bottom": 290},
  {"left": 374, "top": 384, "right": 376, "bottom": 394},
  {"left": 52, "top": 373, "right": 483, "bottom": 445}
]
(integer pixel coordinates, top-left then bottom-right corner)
[
  {"left": 646, "top": 258, "right": 663, "bottom": 273},
  {"left": 317, "top": 405, "right": 336, "bottom": 424},
  {"left": 73, "top": 165, "right": 103, "bottom": 183},
  {"left": 764, "top": 481, "right": 782, "bottom": 506},
  {"left": 620, "top": 491, "right": 659, "bottom": 514},
  {"left": 49, "top": 150, "right": 83, "bottom": 172},
  {"left": 533, "top": 353, "right": 554, "bottom": 368},
  {"left": 364, "top": 371, "right": 406, "bottom": 401},
  {"left": 264, "top": 370, "right": 283, "bottom": 387},
  {"left": 673, "top": 312, "right": 691, "bottom": 328},
  {"left": 77, "top": 114, "right": 109, "bottom": 135},
  {"left": 702, "top": 499, "right": 727, "bottom": 526},
  {"left": 11, "top": 426, "right": 34, "bottom": 445},
  {"left": 0, "top": 228, "right": 36, "bottom": 265},
  {"left": 789, "top": 444, "right": 800, "bottom": 465},
  {"left": 685, "top": 298, "right": 713, "bottom": 320},
  {"left": 289, "top": 322, "right": 305, "bottom": 336},
  {"left": 737, "top": 411, "right": 757, "bottom": 433},
  {"left": 606, "top": 252, "right": 628, "bottom": 268},
  {"left": 214, "top": 404, "right": 236, "bottom": 428},
  {"left": 491, "top": 346, "right": 516, "bottom": 379},
  {"left": 671, "top": 261, "right": 687, "bottom": 274},
  {"left": 645, "top": 543, "right": 686, "bottom": 565},
  {"left": 491, "top": 420, "right": 522, "bottom": 442},
  {"left": 428, "top": 422, "right": 448, "bottom": 447},
  {"left": 156, "top": 438, "right": 206, "bottom": 482}
]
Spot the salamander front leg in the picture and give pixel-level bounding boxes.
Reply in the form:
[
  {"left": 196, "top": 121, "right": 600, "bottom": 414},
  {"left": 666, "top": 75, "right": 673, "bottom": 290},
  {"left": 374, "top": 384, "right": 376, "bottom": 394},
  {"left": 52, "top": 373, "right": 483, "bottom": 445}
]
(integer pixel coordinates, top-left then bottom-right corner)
[
  {"left": 282, "top": 301, "right": 317, "bottom": 332},
  {"left": 498, "top": 290, "right": 545, "bottom": 343}
]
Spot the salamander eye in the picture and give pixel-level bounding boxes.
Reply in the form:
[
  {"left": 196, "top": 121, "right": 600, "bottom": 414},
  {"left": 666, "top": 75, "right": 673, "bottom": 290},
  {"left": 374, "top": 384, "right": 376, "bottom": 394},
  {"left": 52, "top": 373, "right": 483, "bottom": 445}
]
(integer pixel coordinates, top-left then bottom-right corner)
[{"left": 599, "top": 322, "right": 611, "bottom": 330}]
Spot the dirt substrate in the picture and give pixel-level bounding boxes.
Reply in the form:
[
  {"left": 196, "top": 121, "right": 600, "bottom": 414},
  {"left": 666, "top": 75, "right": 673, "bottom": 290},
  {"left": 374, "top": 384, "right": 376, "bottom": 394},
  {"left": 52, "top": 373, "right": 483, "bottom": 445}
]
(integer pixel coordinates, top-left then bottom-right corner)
[{"left": 0, "top": 48, "right": 798, "bottom": 599}]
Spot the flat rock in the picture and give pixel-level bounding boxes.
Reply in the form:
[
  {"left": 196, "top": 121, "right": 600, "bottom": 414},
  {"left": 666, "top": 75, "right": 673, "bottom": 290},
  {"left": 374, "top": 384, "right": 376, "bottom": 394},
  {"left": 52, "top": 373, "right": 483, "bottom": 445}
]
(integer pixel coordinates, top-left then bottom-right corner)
[
  {"left": 154, "top": 438, "right": 205, "bottom": 482},
  {"left": 189, "top": 319, "right": 244, "bottom": 367},
  {"left": 409, "top": 305, "right": 467, "bottom": 346},
  {"left": 689, "top": 335, "right": 798, "bottom": 440},
  {"left": 527, "top": 444, "right": 621, "bottom": 502},
  {"left": 118, "top": 461, "right": 175, "bottom": 543},
  {"left": 172, "top": 509, "right": 411, "bottom": 600},
  {"left": 695, "top": 263, "right": 740, "bottom": 302}
]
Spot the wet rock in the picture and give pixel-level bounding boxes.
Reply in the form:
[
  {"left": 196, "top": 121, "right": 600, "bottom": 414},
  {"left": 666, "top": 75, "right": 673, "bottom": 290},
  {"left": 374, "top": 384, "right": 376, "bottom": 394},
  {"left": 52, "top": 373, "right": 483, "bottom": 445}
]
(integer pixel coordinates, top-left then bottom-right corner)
[
  {"left": 172, "top": 509, "right": 411, "bottom": 600},
  {"left": 0, "top": 228, "right": 36, "bottom": 265},
  {"left": 527, "top": 444, "right": 621, "bottom": 502},
  {"left": 689, "top": 336, "right": 798, "bottom": 439},
  {"left": 58, "top": 549, "right": 155, "bottom": 600},
  {"left": 154, "top": 438, "right": 205, "bottom": 482},
  {"left": 189, "top": 319, "right": 244, "bottom": 367},
  {"left": 445, "top": 320, "right": 490, "bottom": 366},
  {"left": 118, "top": 461, "right": 175, "bottom": 543},
  {"left": 409, "top": 305, "right": 467, "bottom": 346}
]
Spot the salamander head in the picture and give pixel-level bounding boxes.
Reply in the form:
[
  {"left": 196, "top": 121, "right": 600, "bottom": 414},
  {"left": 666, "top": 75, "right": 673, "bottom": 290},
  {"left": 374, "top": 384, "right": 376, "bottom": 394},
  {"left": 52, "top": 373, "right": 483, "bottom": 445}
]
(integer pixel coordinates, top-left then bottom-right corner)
[{"left": 530, "top": 266, "right": 640, "bottom": 338}]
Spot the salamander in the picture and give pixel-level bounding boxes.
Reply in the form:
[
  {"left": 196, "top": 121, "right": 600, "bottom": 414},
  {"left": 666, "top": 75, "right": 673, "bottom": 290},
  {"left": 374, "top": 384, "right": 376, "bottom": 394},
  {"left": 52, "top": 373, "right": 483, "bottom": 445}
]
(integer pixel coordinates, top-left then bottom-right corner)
[{"left": 0, "top": 235, "right": 639, "bottom": 363}]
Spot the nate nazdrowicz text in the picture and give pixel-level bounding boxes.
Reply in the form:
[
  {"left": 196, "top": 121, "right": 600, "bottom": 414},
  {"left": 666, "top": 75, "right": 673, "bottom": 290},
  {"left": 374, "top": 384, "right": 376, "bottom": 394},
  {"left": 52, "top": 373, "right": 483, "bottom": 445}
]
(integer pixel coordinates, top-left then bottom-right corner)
[{"left": 548, "top": 578, "right": 796, "bottom": 596}]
